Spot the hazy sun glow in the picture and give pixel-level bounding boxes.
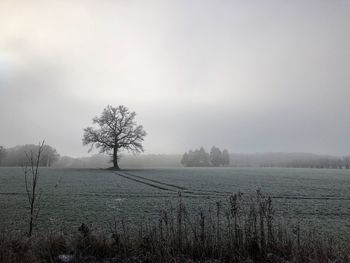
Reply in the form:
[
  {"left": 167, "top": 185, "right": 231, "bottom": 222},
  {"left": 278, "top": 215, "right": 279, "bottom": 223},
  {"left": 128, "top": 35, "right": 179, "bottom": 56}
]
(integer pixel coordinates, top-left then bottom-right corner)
[{"left": 1, "top": 0, "right": 349, "bottom": 156}]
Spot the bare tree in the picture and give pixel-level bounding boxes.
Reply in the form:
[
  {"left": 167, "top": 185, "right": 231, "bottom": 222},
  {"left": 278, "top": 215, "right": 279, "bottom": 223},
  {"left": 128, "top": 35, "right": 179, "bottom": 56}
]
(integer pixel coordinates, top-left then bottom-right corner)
[
  {"left": 181, "top": 152, "right": 189, "bottom": 167},
  {"left": 210, "top": 146, "right": 222, "bottom": 167},
  {"left": 41, "top": 145, "right": 60, "bottom": 167},
  {"left": 24, "top": 141, "right": 45, "bottom": 237},
  {"left": 222, "top": 149, "right": 230, "bottom": 166},
  {"left": 1, "top": 144, "right": 59, "bottom": 167},
  {"left": 343, "top": 156, "right": 350, "bottom": 169},
  {"left": 83, "top": 105, "right": 147, "bottom": 170}
]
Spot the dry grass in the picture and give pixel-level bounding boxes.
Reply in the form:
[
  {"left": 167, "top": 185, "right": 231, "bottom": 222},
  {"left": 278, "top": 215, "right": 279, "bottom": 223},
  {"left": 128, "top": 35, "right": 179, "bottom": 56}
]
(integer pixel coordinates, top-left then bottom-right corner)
[{"left": 0, "top": 191, "right": 349, "bottom": 262}]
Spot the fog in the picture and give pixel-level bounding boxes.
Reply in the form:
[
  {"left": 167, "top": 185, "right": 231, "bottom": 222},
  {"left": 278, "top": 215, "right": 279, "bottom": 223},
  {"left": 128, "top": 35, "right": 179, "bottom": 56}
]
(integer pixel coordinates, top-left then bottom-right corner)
[{"left": 0, "top": 0, "right": 349, "bottom": 157}]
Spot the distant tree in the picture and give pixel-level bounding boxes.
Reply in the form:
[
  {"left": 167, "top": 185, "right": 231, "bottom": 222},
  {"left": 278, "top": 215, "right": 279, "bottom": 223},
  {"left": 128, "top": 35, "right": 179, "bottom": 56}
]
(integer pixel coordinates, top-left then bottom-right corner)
[
  {"left": 343, "top": 156, "right": 350, "bottom": 169},
  {"left": 181, "top": 147, "right": 210, "bottom": 167},
  {"left": 192, "top": 149, "right": 200, "bottom": 166},
  {"left": 336, "top": 158, "right": 343, "bottom": 169},
  {"left": 0, "top": 146, "right": 6, "bottom": 166},
  {"left": 181, "top": 147, "right": 230, "bottom": 167},
  {"left": 1, "top": 145, "right": 27, "bottom": 166},
  {"left": 222, "top": 149, "right": 230, "bottom": 166},
  {"left": 210, "top": 146, "right": 222, "bottom": 167},
  {"left": 41, "top": 145, "right": 60, "bottom": 167},
  {"left": 1, "top": 144, "right": 59, "bottom": 167},
  {"left": 181, "top": 152, "right": 189, "bottom": 167},
  {"left": 83, "top": 105, "right": 147, "bottom": 170},
  {"left": 187, "top": 150, "right": 195, "bottom": 167},
  {"left": 198, "top": 147, "right": 210, "bottom": 166}
]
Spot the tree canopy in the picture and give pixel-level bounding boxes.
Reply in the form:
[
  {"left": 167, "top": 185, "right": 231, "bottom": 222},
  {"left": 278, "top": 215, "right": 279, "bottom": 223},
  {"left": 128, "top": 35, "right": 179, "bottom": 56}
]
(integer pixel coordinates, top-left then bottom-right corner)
[
  {"left": 0, "top": 144, "right": 59, "bottom": 167},
  {"left": 83, "top": 105, "right": 147, "bottom": 170},
  {"left": 181, "top": 146, "right": 230, "bottom": 167}
]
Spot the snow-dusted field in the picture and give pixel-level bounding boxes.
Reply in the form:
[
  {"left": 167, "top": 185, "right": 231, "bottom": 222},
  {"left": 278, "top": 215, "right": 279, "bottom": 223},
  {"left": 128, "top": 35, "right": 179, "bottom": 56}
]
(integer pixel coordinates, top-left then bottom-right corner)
[{"left": 0, "top": 167, "right": 349, "bottom": 239}]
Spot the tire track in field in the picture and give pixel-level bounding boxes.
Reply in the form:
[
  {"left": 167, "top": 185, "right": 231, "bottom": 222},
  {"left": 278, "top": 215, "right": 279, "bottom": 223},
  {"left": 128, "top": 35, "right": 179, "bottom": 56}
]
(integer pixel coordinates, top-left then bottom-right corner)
[
  {"left": 117, "top": 172, "right": 229, "bottom": 197},
  {"left": 114, "top": 172, "right": 176, "bottom": 192},
  {"left": 124, "top": 172, "right": 232, "bottom": 196},
  {"left": 115, "top": 172, "right": 218, "bottom": 197},
  {"left": 123, "top": 172, "right": 187, "bottom": 190}
]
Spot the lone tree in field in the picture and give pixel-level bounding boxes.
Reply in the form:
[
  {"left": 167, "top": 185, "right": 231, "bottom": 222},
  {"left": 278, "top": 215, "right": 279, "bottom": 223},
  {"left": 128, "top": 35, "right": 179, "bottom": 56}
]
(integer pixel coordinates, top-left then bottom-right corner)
[{"left": 83, "top": 105, "right": 147, "bottom": 170}]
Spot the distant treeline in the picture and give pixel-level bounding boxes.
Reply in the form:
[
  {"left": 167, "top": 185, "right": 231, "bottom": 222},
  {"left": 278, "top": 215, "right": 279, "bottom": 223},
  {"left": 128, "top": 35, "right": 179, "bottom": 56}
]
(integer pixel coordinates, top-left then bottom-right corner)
[
  {"left": 181, "top": 146, "right": 230, "bottom": 167},
  {"left": 1, "top": 144, "right": 350, "bottom": 169},
  {"left": 264, "top": 156, "right": 350, "bottom": 169},
  {"left": 0, "top": 144, "right": 60, "bottom": 167},
  {"left": 231, "top": 152, "right": 350, "bottom": 169},
  {"left": 59, "top": 152, "right": 350, "bottom": 169}
]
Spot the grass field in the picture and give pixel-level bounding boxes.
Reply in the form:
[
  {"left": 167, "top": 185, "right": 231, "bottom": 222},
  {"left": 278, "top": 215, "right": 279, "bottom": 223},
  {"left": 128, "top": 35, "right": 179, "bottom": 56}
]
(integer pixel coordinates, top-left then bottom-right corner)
[{"left": 0, "top": 167, "right": 349, "bottom": 241}]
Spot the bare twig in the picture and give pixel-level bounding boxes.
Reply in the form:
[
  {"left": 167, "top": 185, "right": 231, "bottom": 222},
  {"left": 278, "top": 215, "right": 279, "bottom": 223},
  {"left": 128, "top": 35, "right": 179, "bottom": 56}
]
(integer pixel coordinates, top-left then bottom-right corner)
[{"left": 23, "top": 140, "right": 45, "bottom": 237}]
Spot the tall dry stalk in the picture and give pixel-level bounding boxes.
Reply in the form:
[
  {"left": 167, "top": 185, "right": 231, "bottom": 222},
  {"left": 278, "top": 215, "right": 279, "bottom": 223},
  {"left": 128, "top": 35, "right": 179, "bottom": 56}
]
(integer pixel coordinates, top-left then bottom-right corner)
[{"left": 23, "top": 140, "right": 45, "bottom": 237}]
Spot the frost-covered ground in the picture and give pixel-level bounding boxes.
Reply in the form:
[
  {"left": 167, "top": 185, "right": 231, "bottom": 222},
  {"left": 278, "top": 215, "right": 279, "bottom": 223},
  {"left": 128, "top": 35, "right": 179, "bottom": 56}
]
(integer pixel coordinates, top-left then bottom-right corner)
[{"left": 0, "top": 167, "right": 349, "bottom": 240}]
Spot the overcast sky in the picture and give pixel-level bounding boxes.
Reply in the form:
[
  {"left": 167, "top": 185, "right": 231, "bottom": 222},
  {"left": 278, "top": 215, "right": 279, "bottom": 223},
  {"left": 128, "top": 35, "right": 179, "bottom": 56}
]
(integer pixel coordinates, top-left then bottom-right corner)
[{"left": 0, "top": 0, "right": 349, "bottom": 157}]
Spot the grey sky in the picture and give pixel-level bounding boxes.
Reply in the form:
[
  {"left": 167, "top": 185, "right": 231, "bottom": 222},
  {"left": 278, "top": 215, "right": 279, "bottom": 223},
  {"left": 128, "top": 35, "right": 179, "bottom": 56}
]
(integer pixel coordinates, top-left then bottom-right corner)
[{"left": 0, "top": 0, "right": 349, "bottom": 157}]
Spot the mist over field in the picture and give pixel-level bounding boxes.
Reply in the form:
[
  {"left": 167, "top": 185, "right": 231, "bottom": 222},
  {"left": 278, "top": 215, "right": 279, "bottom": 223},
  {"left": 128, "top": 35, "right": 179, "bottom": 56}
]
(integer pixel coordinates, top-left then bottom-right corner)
[
  {"left": 1, "top": 2, "right": 350, "bottom": 262},
  {"left": 1, "top": 0, "right": 350, "bottom": 158}
]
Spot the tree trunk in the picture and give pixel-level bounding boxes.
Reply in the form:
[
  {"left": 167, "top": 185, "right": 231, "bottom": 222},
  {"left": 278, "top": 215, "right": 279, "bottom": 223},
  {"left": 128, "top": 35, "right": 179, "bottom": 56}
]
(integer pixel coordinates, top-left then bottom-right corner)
[{"left": 113, "top": 146, "right": 120, "bottom": 170}]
